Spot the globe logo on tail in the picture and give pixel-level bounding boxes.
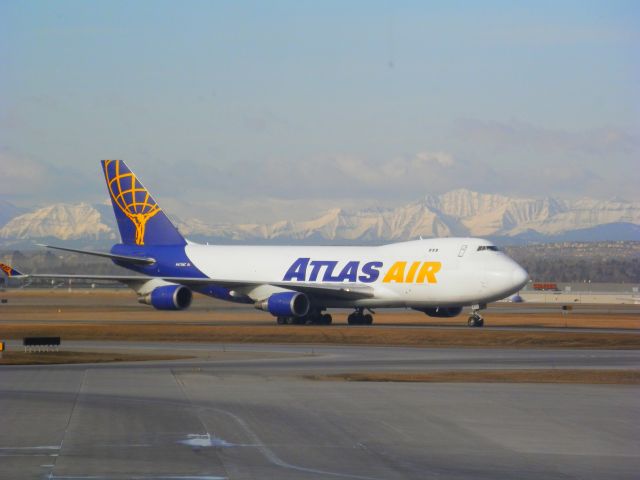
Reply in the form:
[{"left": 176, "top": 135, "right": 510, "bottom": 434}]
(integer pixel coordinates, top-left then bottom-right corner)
[
  {"left": 0, "top": 263, "right": 13, "bottom": 277},
  {"left": 103, "top": 160, "right": 161, "bottom": 245}
]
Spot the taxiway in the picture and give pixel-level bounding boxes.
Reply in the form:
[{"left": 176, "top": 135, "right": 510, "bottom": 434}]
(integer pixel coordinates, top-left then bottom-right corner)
[{"left": 1, "top": 342, "right": 638, "bottom": 479}]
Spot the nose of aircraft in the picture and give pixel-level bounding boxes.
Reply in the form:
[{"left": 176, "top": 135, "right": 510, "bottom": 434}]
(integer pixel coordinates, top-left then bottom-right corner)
[
  {"left": 511, "top": 264, "right": 529, "bottom": 290},
  {"left": 484, "top": 258, "right": 529, "bottom": 299}
]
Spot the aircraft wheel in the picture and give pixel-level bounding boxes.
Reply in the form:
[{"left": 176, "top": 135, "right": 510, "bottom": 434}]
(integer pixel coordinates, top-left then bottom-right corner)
[
  {"left": 363, "top": 314, "right": 373, "bottom": 325},
  {"left": 468, "top": 316, "right": 477, "bottom": 327},
  {"left": 322, "top": 314, "right": 332, "bottom": 325},
  {"left": 285, "top": 317, "right": 295, "bottom": 325},
  {"left": 276, "top": 317, "right": 285, "bottom": 325}
]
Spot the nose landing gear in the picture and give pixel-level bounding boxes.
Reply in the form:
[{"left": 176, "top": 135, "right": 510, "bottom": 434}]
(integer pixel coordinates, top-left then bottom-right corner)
[
  {"left": 467, "top": 304, "right": 485, "bottom": 327},
  {"left": 468, "top": 313, "right": 484, "bottom": 327}
]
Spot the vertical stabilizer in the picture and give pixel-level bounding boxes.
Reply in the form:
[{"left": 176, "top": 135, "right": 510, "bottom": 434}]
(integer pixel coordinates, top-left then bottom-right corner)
[
  {"left": 101, "top": 160, "right": 186, "bottom": 246},
  {"left": 0, "top": 263, "right": 24, "bottom": 277}
]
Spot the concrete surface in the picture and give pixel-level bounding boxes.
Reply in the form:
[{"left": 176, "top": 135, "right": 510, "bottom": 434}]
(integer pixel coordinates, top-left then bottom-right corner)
[{"left": 1, "top": 343, "right": 639, "bottom": 479}]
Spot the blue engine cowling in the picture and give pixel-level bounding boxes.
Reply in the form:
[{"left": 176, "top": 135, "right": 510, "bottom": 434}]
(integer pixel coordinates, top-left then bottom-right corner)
[
  {"left": 255, "top": 291, "right": 310, "bottom": 317},
  {"left": 415, "top": 306, "right": 463, "bottom": 318},
  {"left": 140, "top": 285, "right": 193, "bottom": 310}
]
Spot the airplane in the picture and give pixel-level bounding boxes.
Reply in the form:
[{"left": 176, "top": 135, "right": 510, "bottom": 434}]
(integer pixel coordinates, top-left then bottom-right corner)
[{"left": 0, "top": 160, "right": 529, "bottom": 327}]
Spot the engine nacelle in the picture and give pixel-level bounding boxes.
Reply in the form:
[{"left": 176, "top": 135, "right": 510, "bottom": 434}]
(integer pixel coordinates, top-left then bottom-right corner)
[
  {"left": 139, "top": 285, "right": 192, "bottom": 310},
  {"left": 255, "top": 291, "right": 310, "bottom": 317},
  {"left": 415, "top": 306, "right": 463, "bottom": 318}
]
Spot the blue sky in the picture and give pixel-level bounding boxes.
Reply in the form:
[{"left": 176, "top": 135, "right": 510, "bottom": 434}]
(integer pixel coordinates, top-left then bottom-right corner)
[{"left": 1, "top": 1, "right": 638, "bottom": 222}]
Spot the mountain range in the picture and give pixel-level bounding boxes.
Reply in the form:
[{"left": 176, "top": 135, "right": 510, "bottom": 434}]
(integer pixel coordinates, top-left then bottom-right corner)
[{"left": 1, "top": 189, "right": 638, "bottom": 248}]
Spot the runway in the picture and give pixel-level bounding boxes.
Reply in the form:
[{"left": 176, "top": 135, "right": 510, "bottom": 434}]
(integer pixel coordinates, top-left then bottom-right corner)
[{"left": 1, "top": 343, "right": 639, "bottom": 479}]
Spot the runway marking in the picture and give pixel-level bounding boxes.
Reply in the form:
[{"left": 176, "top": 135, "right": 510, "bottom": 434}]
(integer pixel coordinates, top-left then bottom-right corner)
[
  {"left": 90, "top": 443, "right": 152, "bottom": 448},
  {"left": 178, "top": 433, "right": 256, "bottom": 448},
  {"left": 171, "top": 370, "right": 232, "bottom": 480},
  {"left": 47, "top": 476, "right": 226, "bottom": 479},
  {"left": 0, "top": 445, "right": 59, "bottom": 450},
  {"left": 210, "top": 407, "right": 384, "bottom": 480},
  {"left": 172, "top": 369, "right": 383, "bottom": 480},
  {"left": 48, "top": 369, "right": 87, "bottom": 479},
  {"left": 0, "top": 454, "right": 57, "bottom": 458}
]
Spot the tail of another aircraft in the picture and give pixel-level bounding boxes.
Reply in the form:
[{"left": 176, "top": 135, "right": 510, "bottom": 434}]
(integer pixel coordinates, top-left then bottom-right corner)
[
  {"left": 0, "top": 263, "right": 24, "bottom": 277},
  {"left": 101, "top": 160, "right": 186, "bottom": 246}
]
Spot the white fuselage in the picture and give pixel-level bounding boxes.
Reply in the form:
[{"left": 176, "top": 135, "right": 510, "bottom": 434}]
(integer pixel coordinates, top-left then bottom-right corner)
[{"left": 184, "top": 237, "right": 529, "bottom": 308}]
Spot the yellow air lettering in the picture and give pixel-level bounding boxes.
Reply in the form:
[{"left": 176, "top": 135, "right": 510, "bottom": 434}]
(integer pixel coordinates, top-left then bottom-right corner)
[
  {"left": 405, "top": 261, "right": 421, "bottom": 283},
  {"left": 382, "top": 261, "right": 407, "bottom": 283},
  {"left": 416, "top": 262, "right": 441, "bottom": 284}
]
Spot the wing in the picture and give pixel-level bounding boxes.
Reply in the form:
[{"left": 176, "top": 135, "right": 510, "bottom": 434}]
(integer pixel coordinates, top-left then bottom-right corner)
[
  {"left": 269, "top": 281, "right": 374, "bottom": 299},
  {"left": 37, "top": 244, "right": 155, "bottom": 265},
  {"left": 2, "top": 267, "right": 374, "bottom": 300}
]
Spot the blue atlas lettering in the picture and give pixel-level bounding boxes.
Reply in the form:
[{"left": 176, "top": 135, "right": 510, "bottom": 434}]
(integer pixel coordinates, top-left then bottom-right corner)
[
  {"left": 322, "top": 261, "right": 341, "bottom": 281},
  {"left": 337, "top": 261, "right": 360, "bottom": 282},
  {"left": 308, "top": 260, "right": 338, "bottom": 281},
  {"left": 283, "top": 257, "right": 309, "bottom": 281},
  {"left": 358, "top": 261, "right": 383, "bottom": 283},
  {"left": 284, "top": 258, "right": 384, "bottom": 283}
]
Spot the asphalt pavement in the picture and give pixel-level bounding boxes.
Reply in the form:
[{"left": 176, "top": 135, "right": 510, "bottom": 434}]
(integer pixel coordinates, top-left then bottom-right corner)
[{"left": 1, "top": 342, "right": 639, "bottom": 479}]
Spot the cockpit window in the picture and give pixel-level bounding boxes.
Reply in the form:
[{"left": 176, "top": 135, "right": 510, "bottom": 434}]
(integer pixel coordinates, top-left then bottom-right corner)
[{"left": 477, "top": 245, "right": 499, "bottom": 251}]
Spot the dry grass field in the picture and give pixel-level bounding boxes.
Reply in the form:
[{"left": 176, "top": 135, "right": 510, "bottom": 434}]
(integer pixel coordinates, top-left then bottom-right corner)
[
  {"left": 1, "top": 290, "right": 639, "bottom": 349},
  {"left": 1, "top": 289, "right": 639, "bottom": 328},
  {"left": 1, "top": 323, "right": 639, "bottom": 349},
  {"left": 1, "top": 291, "right": 638, "bottom": 377}
]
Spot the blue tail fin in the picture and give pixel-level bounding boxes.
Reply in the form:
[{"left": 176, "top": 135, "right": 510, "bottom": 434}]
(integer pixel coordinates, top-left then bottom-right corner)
[{"left": 101, "top": 160, "right": 186, "bottom": 246}]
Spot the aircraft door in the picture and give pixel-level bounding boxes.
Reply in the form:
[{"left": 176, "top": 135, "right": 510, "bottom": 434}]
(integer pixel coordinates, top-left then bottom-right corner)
[{"left": 458, "top": 244, "right": 468, "bottom": 257}]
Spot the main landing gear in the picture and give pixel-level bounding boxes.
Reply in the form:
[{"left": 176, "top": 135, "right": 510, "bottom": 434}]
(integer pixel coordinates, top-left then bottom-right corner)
[
  {"left": 467, "top": 304, "right": 485, "bottom": 327},
  {"left": 276, "top": 309, "right": 332, "bottom": 326},
  {"left": 347, "top": 307, "right": 374, "bottom": 325}
]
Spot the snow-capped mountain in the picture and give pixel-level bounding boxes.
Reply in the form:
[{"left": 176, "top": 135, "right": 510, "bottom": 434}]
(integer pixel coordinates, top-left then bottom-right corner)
[
  {"left": 0, "top": 203, "right": 116, "bottom": 242},
  {"left": 0, "top": 190, "right": 638, "bottom": 247},
  {"left": 421, "top": 190, "right": 640, "bottom": 237},
  {"left": 199, "top": 190, "right": 640, "bottom": 242}
]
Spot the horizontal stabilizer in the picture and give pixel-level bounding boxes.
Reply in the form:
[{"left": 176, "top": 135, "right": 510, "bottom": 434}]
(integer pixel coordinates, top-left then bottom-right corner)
[{"left": 38, "top": 244, "right": 156, "bottom": 265}]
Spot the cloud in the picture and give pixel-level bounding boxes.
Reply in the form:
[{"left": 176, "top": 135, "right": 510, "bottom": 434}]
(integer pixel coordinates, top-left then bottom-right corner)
[
  {"left": 139, "top": 148, "right": 476, "bottom": 209},
  {"left": 165, "top": 196, "right": 383, "bottom": 224},
  {"left": 0, "top": 151, "right": 53, "bottom": 196},
  {"left": 415, "top": 151, "right": 455, "bottom": 167},
  {"left": 159, "top": 151, "right": 473, "bottom": 223},
  {"left": 444, "top": 118, "right": 640, "bottom": 201},
  {"left": 332, "top": 151, "right": 456, "bottom": 187},
  {"left": 451, "top": 118, "right": 639, "bottom": 156},
  {"left": 0, "top": 150, "right": 94, "bottom": 203}
]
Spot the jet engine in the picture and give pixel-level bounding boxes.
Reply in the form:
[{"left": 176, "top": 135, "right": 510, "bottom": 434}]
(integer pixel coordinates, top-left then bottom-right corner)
[
  {"left": 139, "top": 284, "right": 193, "bottom": 310},
  {"left": 415, "top": 306, "right": 463, "bottom": 318},
  {"left": 255, "top": 291, "right": 310, "bottom": 317}
]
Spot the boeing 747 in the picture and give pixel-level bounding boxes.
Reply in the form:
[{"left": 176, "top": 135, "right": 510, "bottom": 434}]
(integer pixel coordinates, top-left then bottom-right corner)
[{"left": 1, "top": 160, "right": 529, "bottom": 327}]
